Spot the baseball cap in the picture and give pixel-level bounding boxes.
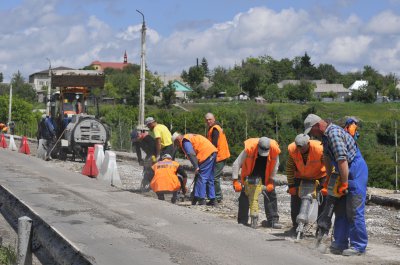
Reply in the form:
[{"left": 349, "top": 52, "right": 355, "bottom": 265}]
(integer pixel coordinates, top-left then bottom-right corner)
[
  {"left": 171, "top": 132, "right": 181, "bottom": 143},
  {"left": 295, "top": 133, "right": 310, "bottom": 147},
  {"left": 144, "top": 117, "right": 155, "bottom": 126},
  {"left": 304, "top": 114, "right": 322, "bottom": 135},
  {"left": 162, "top": 154, "right": 172, "bottom": 160},
  {"left": 258, "top": 137, "right": 270, "bottom": 157}
]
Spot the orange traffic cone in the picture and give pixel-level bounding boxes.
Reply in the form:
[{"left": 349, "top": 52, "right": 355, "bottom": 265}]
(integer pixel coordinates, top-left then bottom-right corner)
[
  {"left": 82, "top": 147, "right": 99, "bottom": 178},
  {"left": 18, "top": 136, "right": 31, "bottom": 155},
  {"left": 0, "top": 134, "right": 8, "bottom": 148}
]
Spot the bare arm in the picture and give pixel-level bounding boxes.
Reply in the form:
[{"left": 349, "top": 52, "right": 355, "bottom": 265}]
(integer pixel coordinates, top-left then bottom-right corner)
[
  {"left": 155, "top": 138, "right": 161, "bottom": 157},
  {"left": 337, "top": 159, "right": 349, "bottom": 183},
  {"left": 232, "top": 151, "right": 246, "bottom": 180}
]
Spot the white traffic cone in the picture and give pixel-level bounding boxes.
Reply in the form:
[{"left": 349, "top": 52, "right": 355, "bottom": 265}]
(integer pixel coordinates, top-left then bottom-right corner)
[{"left": 94, "top": 144, "right": 105, "bottom": 171}]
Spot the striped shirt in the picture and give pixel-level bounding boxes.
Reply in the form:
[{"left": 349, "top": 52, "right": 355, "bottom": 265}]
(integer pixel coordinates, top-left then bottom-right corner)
[{"left": 322, "top": 124, "right": 357, "bottom": 163}]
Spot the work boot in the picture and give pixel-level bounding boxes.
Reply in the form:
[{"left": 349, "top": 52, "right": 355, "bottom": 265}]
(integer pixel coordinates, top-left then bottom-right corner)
[
  {"left": 342, "top": 247, "right": 364, "bottom": 256},
  {"left": 261, "top": 220, "right": 282, "bottom": 229},
  {"left": 206, "top": 199, "right": 216, "bottom": 206},
  {"left": 329, "top": 246, "right": 343, "bottom": 255},
  {"left": 198, "top": 198, "right": 206, "bottom": 205}
]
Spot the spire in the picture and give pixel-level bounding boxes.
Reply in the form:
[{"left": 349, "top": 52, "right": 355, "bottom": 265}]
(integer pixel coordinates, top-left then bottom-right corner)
[{"left": 124, "top": 50, "right": 127, "bottom": 64}]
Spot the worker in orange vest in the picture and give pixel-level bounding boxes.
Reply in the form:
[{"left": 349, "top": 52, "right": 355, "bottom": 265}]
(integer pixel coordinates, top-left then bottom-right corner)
[
  {"left": 150, "top": 154, "right": 188, "bottom": 203},
  {"left": 344, "top": 117, "right": 360, "bottom": 141},
  {"left": 286, "top": 133, "right": 327, "bottom": 234},
  {"left": 232, "top": 137, "right": 282, "bottom": 228},
  {"left": 205, "top": 113, "right": 230, "bottom": 203},
  {"left": 172, "top": 132, "right": 217, "bottom": 206}
]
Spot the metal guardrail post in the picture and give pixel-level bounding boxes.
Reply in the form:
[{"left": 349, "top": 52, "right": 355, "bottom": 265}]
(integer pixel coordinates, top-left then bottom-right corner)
[{"left": 17, "top": 216, "right": 32, "bottom": 265}]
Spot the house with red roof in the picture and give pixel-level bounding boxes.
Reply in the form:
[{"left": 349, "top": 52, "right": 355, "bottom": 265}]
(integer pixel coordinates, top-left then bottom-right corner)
[{"left": 90, "top": 51, "right": 131, "bottom": 71}]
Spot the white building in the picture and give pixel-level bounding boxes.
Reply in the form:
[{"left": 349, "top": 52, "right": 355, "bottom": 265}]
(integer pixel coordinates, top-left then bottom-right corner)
[{"left": 29, "top": 66, "right": 74, "bottom": 92}]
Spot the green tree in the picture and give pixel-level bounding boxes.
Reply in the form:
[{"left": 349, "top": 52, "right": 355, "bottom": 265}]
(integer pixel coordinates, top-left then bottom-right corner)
[
  {"left": 284, "top": 81, "right": 314, "bottom": 101},
  {"left": 317, "top": 64, "right": 341, "bottom": 83},
  {"left": 263, "top": 83, "right": 281, "bottom": 102},
  {"left": 11, "top": 71, "right": 36, "bottom": 102},
  {"left": 201, "top": 57, "right": 209, "bottom": 77},
  {"left": 181, "top": 65, "right": 205, "bottom": 88},
  {"left": 293, "top": 52, "right": 319, "bottom": 80},
  {"left": 351, "top": 85, "right": 376, "bottom": 103},
  {"left": 0, "top": 72, "right": 3, "bottom": 82},
  {"left": 209, "top": 66, "right": 240, "bottom": 97},
  {"left": 160, "top": 81, "right": 176, "bottom": 107}
]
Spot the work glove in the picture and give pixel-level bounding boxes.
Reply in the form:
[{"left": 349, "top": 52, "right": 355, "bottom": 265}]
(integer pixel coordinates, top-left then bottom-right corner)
[
  {"left": 151, "top": 155, "right": 157, "bottom": 163},
  {"left": 233, "top": 179, "right": 242, "bottom": 192},
  {"left": 320, "top": 188, "right": 328, "bottom": 196},
  {"left": 338, "top": 182, "right": 348, "bottom": 195},
  {"left": 288, "top": 186, "right": 297, "bottom": 196},
  {"left": 266, "top": 182, "right": 274, "bottom": 192}
]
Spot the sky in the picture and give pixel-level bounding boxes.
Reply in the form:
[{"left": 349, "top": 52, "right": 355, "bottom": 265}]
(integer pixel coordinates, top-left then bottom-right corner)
[{"left": 2, "top": 0, "right": 400, "bottom": 82}]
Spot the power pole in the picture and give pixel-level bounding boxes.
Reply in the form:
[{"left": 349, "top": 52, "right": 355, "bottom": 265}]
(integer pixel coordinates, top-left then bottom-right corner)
[
  {"left": 137, "top": 10, "right": 146, "bottom": 129},
  {"left": 46, "top": 58, "right": 52, "bottom": 116},
  {"left": 8, "top": 83, "right": 12, "bottom": 133},
  {"left": 396, "top": 120, "right": 399, "bottom": 193}
]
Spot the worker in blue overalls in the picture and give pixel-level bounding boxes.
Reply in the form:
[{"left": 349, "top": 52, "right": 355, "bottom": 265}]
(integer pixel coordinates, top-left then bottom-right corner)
[{"left": 304, "top": 114, "right": 368, "bottom": 256}]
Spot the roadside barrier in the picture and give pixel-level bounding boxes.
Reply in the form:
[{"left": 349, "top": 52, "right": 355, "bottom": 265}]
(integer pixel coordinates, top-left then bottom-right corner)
[
  {"left": 98, "top": 151, "right": 122, "bottom": 187},
  {"left": 8, "top": 135, "right": 18, "bottom": 151},
  {"left": 94, "top": 144, "right": 105, "bottom": 171},
  {"left": 81, "top": 147, "right": 99, "bottom": 178},
  {"left": 0, "top": 133, "right": 8, "bottom": 148},
  {"left": 19, "top": 136, "right": 31, "bottom": 155}
]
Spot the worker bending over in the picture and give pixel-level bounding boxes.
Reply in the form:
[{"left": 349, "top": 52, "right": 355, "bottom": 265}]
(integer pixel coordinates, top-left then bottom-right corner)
[{"left": 150, "top": 154, "right": 188, "bottom": 203}]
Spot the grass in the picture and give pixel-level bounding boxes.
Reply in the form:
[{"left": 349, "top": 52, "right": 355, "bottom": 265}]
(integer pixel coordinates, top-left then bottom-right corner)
[{"left": 0, "top": 244, "right": 16, "bottom": 265}]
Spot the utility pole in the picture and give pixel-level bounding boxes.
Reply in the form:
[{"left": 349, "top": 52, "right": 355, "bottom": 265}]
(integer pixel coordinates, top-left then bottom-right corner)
[
  {"left": 46, "top": 58, "right": 52, "bottom": 116},
  {"left": 137, "top": 10, "right": 146, "bottom": 129},
  {"left": 396, "top": 120, "right": 399, "bottom": 193},
  {"left": 8, "top": 83, "right": 12, "bottom": 133}
]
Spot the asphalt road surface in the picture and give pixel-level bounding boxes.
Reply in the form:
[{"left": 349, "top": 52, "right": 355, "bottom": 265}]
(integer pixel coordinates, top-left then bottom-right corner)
[{"left": 0, "top": 149, "right": 398, "bottom": 265}]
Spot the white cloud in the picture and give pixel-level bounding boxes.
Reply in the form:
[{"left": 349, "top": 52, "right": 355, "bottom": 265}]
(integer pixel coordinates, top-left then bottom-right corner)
[
  {"left": 325, "top": 35, "right": 373, "bottom": 63},
  {"left": 366, "top": 10, "right": 400, "bottom": 34}
]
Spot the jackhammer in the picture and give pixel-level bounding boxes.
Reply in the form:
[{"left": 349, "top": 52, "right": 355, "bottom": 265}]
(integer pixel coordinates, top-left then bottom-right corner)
[
  {"left": 315, "top": 172, "right": 345, "bottom": 252},
  {"left": 295, "top": 179, "right": 319, "bottom": 241},
  {"left": 244, "top": 177, "right": 265, "bottom": 229}
]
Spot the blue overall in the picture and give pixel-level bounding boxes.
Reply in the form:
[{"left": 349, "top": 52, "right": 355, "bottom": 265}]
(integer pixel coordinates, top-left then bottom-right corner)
[
  {"left": 332, "top": 149, "right": 368, "bottom": 252},
  {"left": 195, "top": 153, "right": 216, "bottom": 200},
  {"left": 182, "top": 140, "right": 216, "bottom": 200}
]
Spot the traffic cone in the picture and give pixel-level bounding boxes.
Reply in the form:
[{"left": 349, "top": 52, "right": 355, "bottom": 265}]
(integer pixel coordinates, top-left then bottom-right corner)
[
  {"left": 94, "top": 144, "right": 105, "bottom": 171},
  {"left": 18, "top": 136, "right": 31, "bottom": 155},
  {"left": 82, "top": 147, "right": 99, "bottom": 178},
  {"left": 0, "top": 134, "right": 8, "bottom": 148}
]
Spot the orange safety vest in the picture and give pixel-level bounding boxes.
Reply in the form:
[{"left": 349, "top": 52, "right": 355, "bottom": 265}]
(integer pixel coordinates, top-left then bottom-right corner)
[
  {"left": 207, "top": 124, "right": 230, "bottom": 162},
  {"left": 150, "top": 159, "right": 181, "bottom": 192},
  {"left": 344, "top": 123, "right": 357, "bottom": 138},
  {"left": 240, "top": 138, "right": 281, "bottom": 184},
  {"left": 287, "top": 140, "right": 326, "bottom": 180},
  {"left": 179, "top": 134, "right": 217, "bottom": 163}
]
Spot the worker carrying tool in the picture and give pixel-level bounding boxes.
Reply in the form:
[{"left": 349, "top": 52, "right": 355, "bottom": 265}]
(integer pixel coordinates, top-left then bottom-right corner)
[
  {"left": 150, "top": 154, "right": 188, "bottom": 203},
  {"left": 286, "top": 133, "right": 327, "bottom": 239},
  {"left": 304, "top": 114, "right": 368, "bottom": 256},
  {"left": 232, "top": 137, "right": 282, "bottom": 229},
  {"left": 172, "top": 132, "right": 217, "bottom": 206}
]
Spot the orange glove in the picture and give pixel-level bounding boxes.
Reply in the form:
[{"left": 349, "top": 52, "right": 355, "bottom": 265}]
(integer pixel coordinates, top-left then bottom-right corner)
[
  {"left": 338, "top": 182, "right": 348, "bottom": 195},
  {"left": 288, "top": 187, "right": 297, "bottom": 196},
  {"left": 266, "top": 183, "right": 274, "bottom": 192},
  {"left": 233, "top": 179, "right": 242, "bottom": 192},
  {"left": 320, "top": 188, "right": 328, "bottom": 196}
]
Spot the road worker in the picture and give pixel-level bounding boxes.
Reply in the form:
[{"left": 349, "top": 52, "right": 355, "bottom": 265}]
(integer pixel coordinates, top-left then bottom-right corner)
[
  {"left": 145, "top": 117, "right": 175, "bottom": 160},
  {"left": 286, "top": 133, "right": 326, "bottom": 234},
  {"left": 38, "top": 114, "right": 56, "bottom": 161},
  {"left": 232, "top": 136, "right": 282, "bottom": 228},
  {"left": 344, "top": 117, "right": 360, "bottom": 141},
  {"left": 205, "top": 112, "right": 230, "bottom": 203},
  {"left": 304, "top": 114, "right": 368, "bottom": 256},
  {"left": 150, "top": 154, "right": 188, "bottom": 203},
  {"left": 131, "top": 128, "right": 157, "bottom": 165},
  {"left": 172, "top": 132, "right": 217, "bottom": 206}
]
